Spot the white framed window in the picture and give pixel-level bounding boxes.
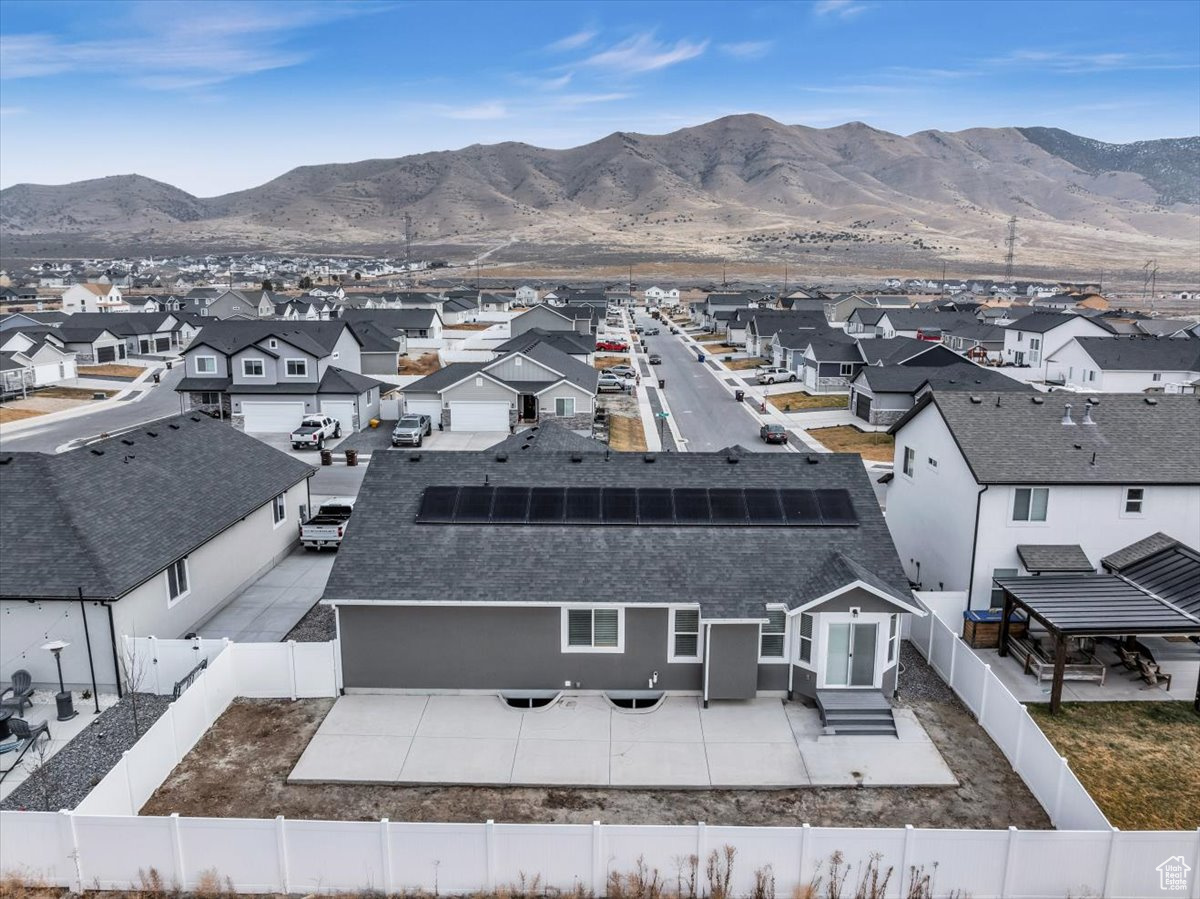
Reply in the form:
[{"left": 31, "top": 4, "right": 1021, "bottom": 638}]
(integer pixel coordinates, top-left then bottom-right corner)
[
  {"left": 902, "top": 446, "right": 915, "bottom": 478},
  {"left": 166, "top": 557, "right": 190, "bottom": 606},
  {"left": 272, "top": 492, "right": 287, "bottom": 525},
  {"left": 839, "top": 362, "right": 855, "bottom": 377},
  {"left": 927, "top": 456, "right": 938, "bottom": 470},
  {"left": 562, "top": 606, "right": 623, "bottom": 653},
  {"left": 669, "top": 607, "right": 701, "bottom": 662},
  {"left": 475, "top": 377, "right": 483, "bottom": 387},
  {"left": 1016, "top": 331, "right": 1024, "bottom": 342},
  {"left": 1152, "top": 373, "right": 1162, "bottom": 382},
  {"left": 1122, "top": 487, "right": 1145, "bottom": 516},
  {"left": 554, "top": 397, "right": 576, "bottom": 417},
  {"left": 887, "top": 614, "right": 898, "bottom": 663},
  {"left": 1012, "top": 487, "right": 1049, "bottom": 522},
  {"left": 242, "top": 358, "right": 265, "bottom": 377},
  {"left": 285, "top": 359, "right": 308, "bottom": 377},
  {"left": 796, "top": 613, "right": 814, "bottom": 664},
  {"left": 268, "top": 339, "right": 278, "bottom": 349},
  {"left": 991, "top": 568, "right": 1019, "bottom": 606},
  {"left": 759, "top": 607, "right": 787, "bottom": 661},
  {"left": 195, "top": 355, "right": 217, "bottom": 374}
]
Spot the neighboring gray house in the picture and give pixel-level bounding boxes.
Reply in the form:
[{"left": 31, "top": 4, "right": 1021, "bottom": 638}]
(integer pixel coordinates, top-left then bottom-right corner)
[
  {"left": 175, "top": 320, "right": 387, "bottom": 434},
  {"left": 848, "top": 362, "right": 1032, "bottom": 426},
  {"left": 52, "top": 312, "right": 191, "bottom": 357},
  {"left": 341, "top": 308, "right": 444, "bottom": 350},
  {"left": 402, "top": 342, "right": 599, "bottom": 432},
  {"left": 56, "top": 324, "right": 127, "bottom": 363},
  {"left": 510, "top": 304, "right": 597, "bottom": 338},
  {"left": 346, "top": 320, "right": 405, "bottom": 375},
  {"left": 323, "top": 448, "right": 924, "bottom": 721},
  {"left": 493, "top": 327, "right": 595, "bottom": 363},
  {"left": 0, "top": 415, "right": 314, "bottom": 692},
  {"left": 179, "top": 288, "right": 274, "bottom": 320}
]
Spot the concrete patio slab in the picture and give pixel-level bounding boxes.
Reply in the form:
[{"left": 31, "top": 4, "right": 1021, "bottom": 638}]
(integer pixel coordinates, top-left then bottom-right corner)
[
  {"left": 510, "top": 739, "right": 611, "bottom": 785},
  {"left": 321, "top": 694, "right": 429, "bottom": 737},
  {"left": 197, "top": 549, "right": 335, "bottom": 642},
  {"left": 519, "top": 697, "right": 611, "bottom": 742},
  {"left": 609, "top": 696, "right": 703, "bottom": 743},
  {"left": 609, "top": 740, "right": 710, "bottom": 787},
  {"left": 704, "top": 742, "right": 811, "bottom": 787},
  {"left": 400, "top": 736, "right": 518, "bottom": 784},
  {"left": 699, "top": 699, "right": 798, "bottom": 743},
  {"left": 291, "top": 734, "right": 409, "bottom": 783},
  {"left": 417, "top": 695, "right": 524, "bottom": 739}
]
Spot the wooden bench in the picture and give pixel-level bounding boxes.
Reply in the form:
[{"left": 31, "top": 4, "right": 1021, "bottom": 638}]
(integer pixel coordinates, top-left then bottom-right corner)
[{"left": 1008, "top": 634, "right": 1107, "bottom": 685}]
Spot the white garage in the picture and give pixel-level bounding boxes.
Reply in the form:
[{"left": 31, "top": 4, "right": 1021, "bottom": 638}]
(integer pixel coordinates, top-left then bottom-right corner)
[
  {"left": 240, "top": 401, "right": 306, "bottom": 433},
  {"left": 320, "top": 400, "right": 357, "bottom": 436},
  {"left": 405, "top": 398, "right": 443, "bottom": 420},
  {"left": 449, "top": 401, "right": 510, "bottom": 431}
]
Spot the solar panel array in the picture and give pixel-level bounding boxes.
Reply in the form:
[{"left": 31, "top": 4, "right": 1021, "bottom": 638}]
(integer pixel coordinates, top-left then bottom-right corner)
[{"left": 416, "top": 486, "right": 858, "bottom": 526}]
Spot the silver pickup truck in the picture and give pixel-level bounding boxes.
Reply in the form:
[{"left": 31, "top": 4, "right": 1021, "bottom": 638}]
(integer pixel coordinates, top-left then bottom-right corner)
[{"left": 299, "top": 498, "right": 355, "bottom": 550}]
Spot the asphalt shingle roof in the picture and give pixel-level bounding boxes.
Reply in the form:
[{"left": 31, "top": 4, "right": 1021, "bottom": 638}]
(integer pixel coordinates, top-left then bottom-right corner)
[
  {"left": 188, "top": 320, "right": 356, "bottom": 357},
  {"left": 1102, "top": 532, "right": 1183, "bottom": 570},
  {"left": 1070, "top": 336, "right": 1200, "bottom": 372},
  {"left": 1006, "top": 312, "right": 1113, "bottom": 335},
  {"left": 1103, "top": 538, "right": 1200, "bottom": 618},
  {"left": 322, "top": 449, "right": 909, "bottom": 617},
  {"left": 491, "top": 421, "right": 607, "bottom": 454},
  {"left": 494, "top": 329, "right": 595, "bottom": 356},
  {"left": 1016, "top": 544, "right": 1095, "bottom": 573},
  {"left": 859, "top": 363, "right": 1033, "bottom": 394},
  {"left": 0, "top": 415, "right": 314, "bottom": 601}
]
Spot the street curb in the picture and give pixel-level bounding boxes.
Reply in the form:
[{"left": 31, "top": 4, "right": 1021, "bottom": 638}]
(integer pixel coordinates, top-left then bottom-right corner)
[{"left": 0, "top": 363, "right": 168, "bottom": 435}]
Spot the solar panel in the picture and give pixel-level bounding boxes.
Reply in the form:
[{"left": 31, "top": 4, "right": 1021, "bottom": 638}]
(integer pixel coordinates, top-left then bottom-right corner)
[
  {"left": 780, "top": 488, "right": 822, "bottom": 524},
  {"left": 528, "top": 487, "right": 565, "bottom": 522},
  {"left": 637, "top": 488, "right": 675, "bottom": 523},
  {"left": 744, "top": 488, "right": 784, "bottom": 523},
  {"left": 673, "top": 488, "right": 710, "bottom": 523},
  {"left": 815, "top": 489, "right": 857, "bottom": 525},
  {"left": 454, "top": 486, "right": 494, "bottom": 523},
  {"left": 416, "top": 486, "right": 459, "bottom": 522},
  {"left": 491, "top": 486, "right": 530, "bottom": 522},
  {"left": 708, "top": 488, "right": 747, "bottom": 523},
  {"left": 565, "top": 487, "right": 602, "bottom": 522},
  {"left": 602, "top": 487, "right": 638, "bottom": 523}
]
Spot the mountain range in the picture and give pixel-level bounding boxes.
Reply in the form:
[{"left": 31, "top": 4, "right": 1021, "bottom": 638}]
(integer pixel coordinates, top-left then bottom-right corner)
[{"left": 2, "top": 115, "right": 1197, "bottom": 277}]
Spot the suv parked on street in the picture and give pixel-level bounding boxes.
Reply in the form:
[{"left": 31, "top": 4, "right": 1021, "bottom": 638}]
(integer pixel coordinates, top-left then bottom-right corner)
[
  {"left": 756, "top": 367, "right": 797, "bottom": 385},
  {"left": 391, "top": 413, "right": 433, "bottom": 447}
]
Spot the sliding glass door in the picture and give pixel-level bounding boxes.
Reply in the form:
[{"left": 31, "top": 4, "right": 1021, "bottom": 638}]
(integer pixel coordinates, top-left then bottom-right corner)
[{"left": 823, "top": 621, "right": 878, "bottom": 688}]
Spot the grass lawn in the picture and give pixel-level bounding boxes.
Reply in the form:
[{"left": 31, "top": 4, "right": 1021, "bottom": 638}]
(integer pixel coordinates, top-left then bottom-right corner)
[
  {"left": 0, "top": 407, "right": 44, "bottom": 424},
  {"left": 608, "top": 414, "right": 648, "bottom": 452},
  {"left": 1027, "top": 702, "right": 1200, "bottom": 830},
  {"left": 768, "top": 391, "right": 847, "bottom": 411},
  {"left": 725, "top": 357, "right": 767, "bottom": 370},
  {"left": 33, "top": 386, "right": 114, "bottom": 400},
  {"left": 807, "top": 425, "right": 894, "bottom": 461},
  {"left": 397, "top": 353, "right": 441, "bottom": 376},
  {"left": 78, "top": 363, "right": 144, "bottom": 379}
]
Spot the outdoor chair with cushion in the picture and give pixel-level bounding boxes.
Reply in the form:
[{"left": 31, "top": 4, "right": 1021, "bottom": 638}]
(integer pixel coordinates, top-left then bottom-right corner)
[
  {"left": 0, "top": 670, "right": 33, "bottom": 713},
  {"left": 8, "top": 717, "right": 50, "bottom": 747},
  {"left": 1137, "top": 657, "right": 1173, "bottom": 690},
  {"left": 1115, "top": 646, "right": 1140, "bottom": 670}
]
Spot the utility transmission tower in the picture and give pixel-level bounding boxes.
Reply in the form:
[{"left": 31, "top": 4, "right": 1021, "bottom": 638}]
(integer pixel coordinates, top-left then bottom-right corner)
[
  {"left": 1003, "top": 216, "right": 1018, "bottom": 280},
  {"left": 1142, "top": 260, "right": 1159, "bottom": 308}
]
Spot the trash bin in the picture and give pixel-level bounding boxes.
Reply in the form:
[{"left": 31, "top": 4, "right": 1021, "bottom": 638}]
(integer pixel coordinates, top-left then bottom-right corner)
[
  {"left": 165, "top": 361, "right": 173, "bottom": 370},
  {"left": 319, "top": 449, "right": 333, "bottom": 466},
  {"left": 345, "top": 449, "right": 359, "bottom": 467},
  {"left": 658, "top": 378, "right": 665, "bottom": 389},
  {"left": 696, "top": 353, "right": 705, "bottom": 363},
  {"left": 152, "top": 372, "right": 161, "bottom": 384},
  {"left": 735, "top": 389, "right": 745, "bottom": 402}
]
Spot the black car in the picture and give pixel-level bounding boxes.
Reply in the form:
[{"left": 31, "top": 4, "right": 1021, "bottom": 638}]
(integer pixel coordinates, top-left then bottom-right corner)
[
  {"left": 759, "top": 423, "right": 788, "bottom": 444},
  {"left": 648, "top": 353, "right": 662, "bottom": 365}
]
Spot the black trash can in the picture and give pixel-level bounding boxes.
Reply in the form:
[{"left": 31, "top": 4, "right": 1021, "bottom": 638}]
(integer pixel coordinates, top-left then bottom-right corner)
[
  {"left": 165, "top": 361, "right": 173, "bottom": 370},
  {"left": 658, "top": 378, "right": 665, "bottom": 389},
  {"left": 319, "top": 449, "right": 333, "bottom": 466},
  {"left": 735, "top": 389, "right": 745, "bottom": 402},
  {"left": 696, "top": 353, "right": 705, "bottom": 363},
  {"left": 345, "top": 449, "right": 359, "bottom": 467},
  {"left": 152, "top": 372, "right": 161, "bottom": 384}
]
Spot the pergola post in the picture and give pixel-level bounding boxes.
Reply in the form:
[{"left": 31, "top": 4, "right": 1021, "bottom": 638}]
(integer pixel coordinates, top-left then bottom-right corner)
[
  {"left": 998, "top": 588, "right": 1013, "bottom": 658},
  {"left": 1050, "top": 633, "right": 1067, "bottom": 714}
]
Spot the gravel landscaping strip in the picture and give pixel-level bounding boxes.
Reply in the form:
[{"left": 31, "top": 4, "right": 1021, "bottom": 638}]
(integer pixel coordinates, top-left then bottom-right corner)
[
  {"left": 1, "top": 693, "right": 171, "bottom": 811},
  {"left": 284, "top": 601, "right": 336, "bottom": 642},
  {"left": 895, "top": 639, "right": 958, "bottom": 703}
]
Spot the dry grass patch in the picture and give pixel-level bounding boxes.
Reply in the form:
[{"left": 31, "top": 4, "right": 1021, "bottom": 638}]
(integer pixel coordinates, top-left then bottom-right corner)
[
  {"left": 78, "top": 364, "right": 144, "bottom": 379},
  {"left": 1027, "top": 702, "right": 1200, "bottom": 830},
  {"left": 594, "top": 355, "right": 632, "bottom": 370},
  {"left": 446, "top": 322, "right": 493, "bottom": 331},
  {"left": 768, "top": 391, "right": 847, "bottom": 411},
  {"left": 0, "top": 406, "right": 44, "bottom": 424},
  {"left": 397, "top": 353, "right": 442, "bottom": 376},
  {"left": 807, "top": 425, "right": 894, "bottom": 461},
  {"left": 33, "top": 386, "right": 114, "bottom": 400},
  {"left": 725, "top": 357, "right": 768, "bottom": 371},
  {"left": 608, "top": 414, "right": 648, "bottom": 452},
  {"left": 695, "top": 335, "right": 729, "bottom": 344}
]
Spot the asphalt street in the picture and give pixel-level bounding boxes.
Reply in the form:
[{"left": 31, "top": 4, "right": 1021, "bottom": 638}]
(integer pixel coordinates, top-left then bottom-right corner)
[
  {"left": 0, "top": 364, "right": 187, "bottom": 454},
  {"left": 635, "top": 313, "right": 790, "bottom": 454}
]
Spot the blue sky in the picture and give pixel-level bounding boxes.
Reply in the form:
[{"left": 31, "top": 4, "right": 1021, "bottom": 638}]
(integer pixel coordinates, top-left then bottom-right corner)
[{"left": 2, "top": 0, "right": 1198, "bottom": 195}]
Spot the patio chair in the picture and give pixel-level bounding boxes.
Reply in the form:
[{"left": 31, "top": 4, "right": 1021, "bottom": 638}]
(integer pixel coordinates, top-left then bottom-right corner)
[
  {"left": 1137, "top": 657, "right": 1173, "bottom": 690},
  {"left": 8, "top": 717, "right": 50, "bottom": 747},
  {"left": 0, "top": 670, "right": 33, "bottom": 713},
  {"left": 1115, "top": 646, "right": 1140, "bottom": 670}
]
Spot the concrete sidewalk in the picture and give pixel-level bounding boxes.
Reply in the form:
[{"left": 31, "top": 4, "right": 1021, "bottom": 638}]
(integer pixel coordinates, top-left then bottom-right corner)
[{"left": 197, "top": 549, "right": 335, "bottom": 642}]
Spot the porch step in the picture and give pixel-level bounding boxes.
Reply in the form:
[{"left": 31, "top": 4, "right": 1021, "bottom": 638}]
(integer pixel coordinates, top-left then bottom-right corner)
[{"left": 816, "top": 691, "right": 898, "bottom": 738}]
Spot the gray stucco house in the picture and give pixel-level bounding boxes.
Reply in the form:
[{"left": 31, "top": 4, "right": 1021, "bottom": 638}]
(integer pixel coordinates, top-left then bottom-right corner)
[{"left": 323, "top": 447, "right": 923, "bottom": 717}]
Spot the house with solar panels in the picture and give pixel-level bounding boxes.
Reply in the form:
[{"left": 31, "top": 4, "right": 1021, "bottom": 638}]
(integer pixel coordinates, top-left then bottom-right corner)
[{"left": 322, "top": 444, "right": 925, "bottom": 726}]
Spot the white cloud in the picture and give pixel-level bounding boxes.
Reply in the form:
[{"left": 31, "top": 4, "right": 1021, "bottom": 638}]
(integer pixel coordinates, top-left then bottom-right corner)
[
  {"left": 547, "top": 29, "right": 598, "bottom": 52},
  {"left": 813, "top": 1, "right": 871, "bottom": 20},
  {"left": 579, "top": 32, "right": 708, "bottom": 74},
  {"left": 718, "top": 41, "right": 773, "bottom": 60},
  {"left": 986, "top": 49, "right": 1199, "bottom": 74}
]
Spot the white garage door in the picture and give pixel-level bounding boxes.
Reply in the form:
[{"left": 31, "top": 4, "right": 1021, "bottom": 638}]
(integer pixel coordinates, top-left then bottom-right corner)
[
  {"left": 241, "top": 401, "right": 306, "bottom": 433},
  {"left": 450, "top": 401, "right": 510, "bottom": 432},
  {"left": 405, "top": 399, "right": 443, "bottom": 419},
  {"left": 321, "top": 400, "right": 356, "bottom": 435}
]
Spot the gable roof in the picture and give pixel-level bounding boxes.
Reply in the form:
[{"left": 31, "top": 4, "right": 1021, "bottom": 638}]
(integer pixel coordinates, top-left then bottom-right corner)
[
  {"left": 186, "top": 320, "right": 357, "bottom": 357},
  {"left": 1069, "top": 335, "right": 1200, "bottom": 372},
  {"left": 0, "top": 416, "right": 314, "bottom": 601},
  {"left": 1102, "top": 535, "right": 1200, "bottom": 618},
  {"left": 341, "top": 307, "right": 440, "bottom": 331},
  {"left": 1006, "top": 311, "right": 1113, "bottom": 335},
  {"left": 494, "top": 328, "right": 595, "bottom": 356},
  {"left": 891, "top": 392, "right": 1200, "bottom": 485},
  {"left": 491, "top": 421, "right": 607, "bottom": 454},
  {"left": 857, "top": 363, "right": 1032, "bottom": 394},
  {"left": 318, "top": 367, "right": 391, "bottom": 395},
  {"left": 1016, "top": 544, "right": 1095, "bottom": 573}
]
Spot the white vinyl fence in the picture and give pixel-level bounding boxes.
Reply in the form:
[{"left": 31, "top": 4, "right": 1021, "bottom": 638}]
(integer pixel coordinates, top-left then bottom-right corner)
[
  {"left": 906, "top": 595, "right": 1111, "bottom": 831},
  {"left": 4, "top": 639, "right": 1200, "bottom": 898}
]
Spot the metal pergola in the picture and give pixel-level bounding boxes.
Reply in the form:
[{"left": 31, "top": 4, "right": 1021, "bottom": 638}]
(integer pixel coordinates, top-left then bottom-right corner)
[{"left": 994, "top": 574, "right": 1200, "bottom": 713}]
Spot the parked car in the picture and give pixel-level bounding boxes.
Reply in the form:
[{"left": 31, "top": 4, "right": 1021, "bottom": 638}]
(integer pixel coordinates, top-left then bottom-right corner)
[
  {"left": 644, "top": 327, "right": 661, "bottom": 335},
  {"left": 634, "top": 326, "right": 645, "bottom": 334},
  {"left": 648, "top": 353, "right": 662, "bottom": 365},
  {"left": 299, "top": 498, "right": 355, "bottom": 550},
  {"left": 596, "top": 340, "right": 629, "bottom": 352},
  {"left": 760, "top": 423, "right": 789, "bottom": 445},
  {"left": 607, "top": 365, "right": 637, "bottom": 379},
  {"left": 290, "top": 414, "right": 341, "bottom": 450},
  {"left": 756, "top": 367, "right": 797, "bottom": 385},
  {"left": 391, "top": 413, "right": 433, "bottom": 447},
  {"left": 597, "top": 372, "right": 629, "bottom": 392}
]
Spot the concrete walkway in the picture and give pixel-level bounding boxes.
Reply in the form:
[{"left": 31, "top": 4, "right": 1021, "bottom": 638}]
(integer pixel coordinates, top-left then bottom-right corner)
[
  {"left": 197, "top": 549, "right": 335, "bottom": 642},
  {"left": 289, "top": 694, "right": 956, "bottom": 788}
]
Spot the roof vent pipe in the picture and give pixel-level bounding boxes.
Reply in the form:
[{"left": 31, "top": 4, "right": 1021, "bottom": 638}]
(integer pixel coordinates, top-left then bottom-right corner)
[
  {"left": 1062, "top": 403, "right": 1075, "bottom": 426},
  {"left": 1082, "top": 404, "right": 1095, "bottom": 425}
]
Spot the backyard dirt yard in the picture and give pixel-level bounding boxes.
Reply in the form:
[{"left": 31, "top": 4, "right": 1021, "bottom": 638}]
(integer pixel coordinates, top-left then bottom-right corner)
[
  {"left": 807, "top": 425, "right": 894, "bottom": 462},
  {"left": 1027, "top": 702, "right": 1199, "bottom": 830},
  {"left": 142, "top": 649, "right": 1048, "bottom": 830},
  {"left": 397, "top": 353, "right": 442, "bottom": 375},
  {"left": 695, "top": 335, "right": 729, "bottom": 345},
  {"left": 448, "top": 322, "right": 493, "bottom": 331},
  {"left": 724, "top": 357, "right": 765, "bottom": 370},
  {"left": 767, "top": 391, "right": 847, "bottom": 412},
  {"left": 593, "top": 355, "right": 631, "bottom": 369},
  {"left": 607, "top": 415, "right": 648, "bottom": 452},
  {"left": 0, "top": 387, "right": 116, "bottom": 423},
  {"left": 78, "top": 364, "right": 144, "bottom": 379}
]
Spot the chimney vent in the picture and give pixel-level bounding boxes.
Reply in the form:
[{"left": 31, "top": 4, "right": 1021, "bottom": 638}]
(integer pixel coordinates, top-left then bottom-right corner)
[
  {"left": 1144, "top": 397, "right": 1159, "bottom": 406},
  {"left": 1062, "top": 403, "right": 1075, "bottom": 426},
  {"left": 1082, "top": 404, "right": 1095, "bottom": 425}
]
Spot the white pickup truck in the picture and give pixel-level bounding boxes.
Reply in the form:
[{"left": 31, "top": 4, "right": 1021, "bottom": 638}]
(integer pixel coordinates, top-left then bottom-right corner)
[
  {"left": 299, "top": 498, "right": 355, "bottom": 550},
  {"left": 290, "top": 414, "right": 341, "bottom": 450}
]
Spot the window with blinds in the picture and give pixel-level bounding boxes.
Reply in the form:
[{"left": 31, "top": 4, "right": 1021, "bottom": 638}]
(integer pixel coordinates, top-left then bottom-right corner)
[
  {"left": 797, "top": 613, "right": 813, "bottom": 664},
  {"left": 760, "top": 608, "right": 787, "bottom": 659},
  {"left": 672, "top": 608, "right": 700, "bottom": 659},
  {"left": 565, "top": 608, "right": 621, "bottom": 650}
]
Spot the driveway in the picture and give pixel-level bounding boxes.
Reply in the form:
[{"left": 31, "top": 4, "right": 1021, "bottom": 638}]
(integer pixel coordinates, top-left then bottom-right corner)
[
  {"left": 289, "top": 694, "right": 956, "bottom": 788},
  {"left": 197, "top": 548, "right": 335, "bottom": 642}
]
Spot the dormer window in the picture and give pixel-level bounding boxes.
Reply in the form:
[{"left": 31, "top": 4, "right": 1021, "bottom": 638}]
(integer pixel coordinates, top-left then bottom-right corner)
[{"left": 269, "top": 339, "right": 278, "bottom": 349}]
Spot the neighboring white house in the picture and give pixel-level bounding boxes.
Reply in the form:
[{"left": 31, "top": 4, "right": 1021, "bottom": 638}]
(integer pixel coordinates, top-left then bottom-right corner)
[
  {"left": 643, "top": 286, "right": 680, "bottom": 306},
  {"left": 0, "top": 331, "right": 78, "bottom": 385},
  {"left": 61, "top": 283, "right": 127, "bottom": 313},
  {"left": 885, "top": 391, "right": 1200, "bottom": 609},
  {"left": 999, "top": 311, "right": 1111, "bottom": 373},
  {"left": 515, "top": 286, "right": 540, "bottom": 305},
  {"left": 1046, "top": 335, "right": 1200, "bottom": 393}
]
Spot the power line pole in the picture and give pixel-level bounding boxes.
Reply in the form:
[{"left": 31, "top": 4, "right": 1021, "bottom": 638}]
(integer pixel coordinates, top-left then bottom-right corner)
[
  {"left": 783, "top": 262, "right": 788, "bottom": 299},
  {"left": 940, "top": 261, "right": 947, "bottom": 300},
  {"left": 404, "top": 212, "right": 413, "bottom": 272},
  {"left": 1003, "top": 216, "right": 1018, "bottom": 280}
]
